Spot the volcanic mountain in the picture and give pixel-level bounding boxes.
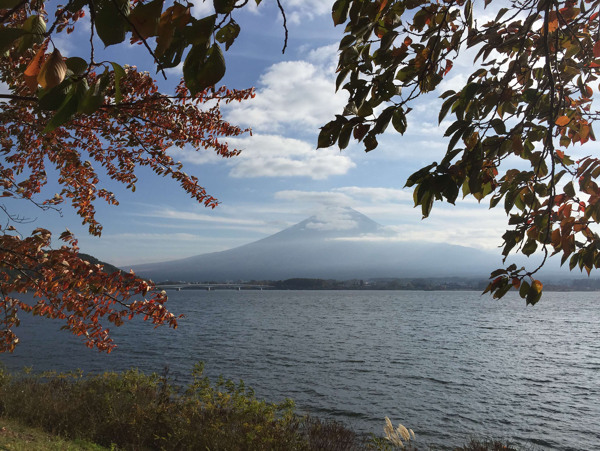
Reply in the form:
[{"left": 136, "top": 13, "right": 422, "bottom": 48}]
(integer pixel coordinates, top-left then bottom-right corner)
[{"left": 131, "top": 208, "right": 500, "bottom": 282}]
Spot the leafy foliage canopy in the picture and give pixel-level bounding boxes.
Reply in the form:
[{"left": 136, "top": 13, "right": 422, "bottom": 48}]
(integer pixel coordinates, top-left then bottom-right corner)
[
  {"left": 0, "top": 0, "right": 254, "bottom": 352},
  {"left": 318, "top": 0, "right": 600, "bottom": 304}
]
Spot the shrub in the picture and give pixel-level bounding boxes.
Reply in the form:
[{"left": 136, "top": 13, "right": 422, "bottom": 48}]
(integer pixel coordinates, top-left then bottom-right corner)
[{"left": 0, "top": 363, "right": 363, "bottom": 450}]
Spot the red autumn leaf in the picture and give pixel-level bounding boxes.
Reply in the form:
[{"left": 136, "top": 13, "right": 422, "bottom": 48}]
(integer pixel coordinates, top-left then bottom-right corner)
[
  {"left": 594, "top": 41, "right": 600, "bottom": 58},
  {"left": 23, "top": 40, "right": 49, "bottom": 91}
]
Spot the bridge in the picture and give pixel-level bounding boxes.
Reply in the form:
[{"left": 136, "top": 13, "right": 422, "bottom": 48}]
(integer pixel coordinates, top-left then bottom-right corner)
[{"left": 157, "top": 283, "right": 273, "bottom": 291}]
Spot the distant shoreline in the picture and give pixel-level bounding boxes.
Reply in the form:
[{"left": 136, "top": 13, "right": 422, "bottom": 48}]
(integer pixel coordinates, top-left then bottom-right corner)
[{"left": 156, "top": 277, "right": 600, "bottom": 292}]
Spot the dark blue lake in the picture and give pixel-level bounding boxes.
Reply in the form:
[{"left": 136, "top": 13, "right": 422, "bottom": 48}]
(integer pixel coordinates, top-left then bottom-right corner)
[{"left": 2, "top": 290, "right": 599, "bottom": 450}]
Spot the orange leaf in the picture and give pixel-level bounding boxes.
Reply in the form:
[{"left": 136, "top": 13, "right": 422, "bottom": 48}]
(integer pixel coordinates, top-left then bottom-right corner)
[
  {"left": 532, "top": 279, "right": 543, "bottom": 293},
  {"left": 547, "top": 11, "right": 558, "bottom": 33},
  {"left": 24, "top": 40, "right": 49, "bottom": 91},
  {"left": 555, "top": 115, "right": 570, "bottom": 126},
  {"left": 444, "top": 59, "right": 453, "bottom": 76},
  {"left": 551, "top": 228, "right": 561, "bottom": 246}
]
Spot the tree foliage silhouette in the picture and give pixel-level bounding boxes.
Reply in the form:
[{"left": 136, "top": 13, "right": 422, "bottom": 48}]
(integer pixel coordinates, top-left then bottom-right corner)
[
  {"left": 0, "top": 0, "right": 253, "bottom": 352},
  {"left": 317, "top": 0, "right": 600, "bottom": 304}
]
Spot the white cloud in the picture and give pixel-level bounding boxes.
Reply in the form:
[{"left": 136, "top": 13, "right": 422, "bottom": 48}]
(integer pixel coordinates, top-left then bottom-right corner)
[
  {"left": 275, "top": 189, "right": 353, "bottom": 206},
  {"left": 172, "top": 145, "right": 224, "bottom": 165},
  {"left": 275, "top": 187, "right": 412, "bottom": 206},
  {"left": 336, "top": 186, "right": 412, "bottom": 202},
  {"left": 181, "top": 133, "right": 355, "bottom": 179},
  {"left": 164, "top": 62, "right": 183, "bottom": 77},
  {"left": 304, "top": 208, "right": 360, "bottom": 231},
  {"left": 286, "top": 0, "right": 334, "bottom": 23},
  {"left": 333, "top": 222, "right": 504, "bottom": 251},
  {"left": 271, "top": 185, "right": 509, "bottom": 250},
  {"left": 191, "top": 2, "right": 214, "bottom": 18},
  {"left": 144, "top": 208, "right": 266, "bottom": 226},
  {"left": 225, "top": 46, "right": 347, "bottom": 134}
]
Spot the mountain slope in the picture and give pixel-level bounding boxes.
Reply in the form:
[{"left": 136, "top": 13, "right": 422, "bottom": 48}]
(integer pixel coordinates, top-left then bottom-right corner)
[{"left": 131, "top": 208, "right": 500, "bottom": 282}]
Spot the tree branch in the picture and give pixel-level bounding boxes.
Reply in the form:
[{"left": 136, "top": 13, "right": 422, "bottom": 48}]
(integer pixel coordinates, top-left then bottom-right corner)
[{"left": 276, "top": 0, "right": 288, "bottom": 54}]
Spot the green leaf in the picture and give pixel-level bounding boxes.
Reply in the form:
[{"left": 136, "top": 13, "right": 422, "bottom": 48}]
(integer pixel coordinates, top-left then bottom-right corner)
[
  {"left": 0, "top": 0, "right": 22, "bottom": 7},
  {"left": 373, "top": 106, "right": 395, "bottom": 134},
  {"left": 184, "top": 15, "right": 216, "bottom": 45},
  {"left": 317, "top": 120, "right": 341, "bottom": 149},
  {"left": 526, "top": 285, "right": 542, "bottom": 305},
  {"left": 183, "top": 43, "right": 226, "bottom": 96},
  {"left": 490, "top": 118, "right": 506, "bottom": 134},
  {"left": 43, "top": 88, "right": 79, "bottom": 133},
  {"left": 17, "top": 14, "right": 46, "bottom": 54},
  {"left": 129, "top": 0, "right": 164, "bottom": 39},
  {"left": 215, "top": 19, "right": 240, "bottom": 51},
  {"left": 438, "top": 96, "right": 455, "bottom": 124},
  {"left": 95, "top": 0, "right": 130, "bottom": 47},
  {"left": 462, "top": 82, "right": 479, "bottom": 101},
  {"left": 332, "top": 0, "right": 350, "bottom": 26},
  {"left": 364, "top": 133, "right": 378, "bottom": 152},
  {"left": 522, "top": 239, "right": 537, "bottom": 256},
  {"left": 157, "top": 33, "right": 186, "bottom": 68},
  {"left": 338, "top": 123, "right": 353, "bottom": 150},
  {"left": 420, "top": 190, "right": 434, "bottom": 218},
  {"left": 214, "top": 0, "right": 235, "bottom": 14},
  {"left": 111, "top": 62, "right": 126, "bottom": 103},
  {"left": 519, "top": 280, "right": 530, "bottom": 298},
  {"left": 38, "top": 80, "right": 72, "bottom": 111},
  {"left": 66, "top": 57, "right": 88, "bottom": 76},
  {"left": 66, "top": 0, "right": 88, "bottom": 13},
  {"left": 391, "top": 108, "right": 407, "bottom": 134},
  {"left": 563, "top": 181, "right": 575, "bottom": 197},
  {"left": 78, "top": 72, "right": 108, "bottom": 114},
  {"left": 0, "top": 27, "right": 26, "bottom": 53},
  {"left": 15, "top": 15, "right": 44, "bottom": 54},
  {"left": 447, "top": 128, "right": 463, "bottom": 152},
  {"left": 489, "top": 194, "right": 503, "bottom": 209}
]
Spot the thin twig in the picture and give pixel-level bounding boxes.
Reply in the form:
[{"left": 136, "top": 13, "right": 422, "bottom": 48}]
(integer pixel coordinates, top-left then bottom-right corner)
[
  {"left": 276, "top": 0, "right": 288, "bottom": 54},
  {"left": 88, "top": 0, "right": 97, "bottom": 65}
]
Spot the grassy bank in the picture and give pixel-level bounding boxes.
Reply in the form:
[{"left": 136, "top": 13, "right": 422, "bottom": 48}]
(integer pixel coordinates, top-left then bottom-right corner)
[
  {"left": 0, "top": 364, "right": 518, "bottom": 450},
  {"left": 0, "top": 416, "right": 109, "bottom": 450},
  {"left": 0, "top": 364, "right": 368, "bottom": 450}
]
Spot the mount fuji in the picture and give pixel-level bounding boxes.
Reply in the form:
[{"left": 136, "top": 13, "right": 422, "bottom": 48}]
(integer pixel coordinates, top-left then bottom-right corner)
[{"left": 131, "top": 208, "right": 501, "bottom": 282}]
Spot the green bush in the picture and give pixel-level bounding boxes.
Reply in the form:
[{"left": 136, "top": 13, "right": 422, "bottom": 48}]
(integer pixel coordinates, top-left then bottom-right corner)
[{"left": 0, "top": 363, "right": 363, "bottom": 450}]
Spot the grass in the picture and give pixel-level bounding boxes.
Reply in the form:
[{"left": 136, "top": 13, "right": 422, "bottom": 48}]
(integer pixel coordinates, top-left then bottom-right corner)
[{"left": 0, "top": 416, "right": 108, "bottom": 451}]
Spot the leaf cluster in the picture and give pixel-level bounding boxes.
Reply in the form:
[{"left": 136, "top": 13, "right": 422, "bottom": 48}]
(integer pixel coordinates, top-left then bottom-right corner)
[
  {"left": 318, "top": 0, "right": 600, "bottom": 303},
  {"left": 0, "top": 1, "right": 254, "bottom": 352}
]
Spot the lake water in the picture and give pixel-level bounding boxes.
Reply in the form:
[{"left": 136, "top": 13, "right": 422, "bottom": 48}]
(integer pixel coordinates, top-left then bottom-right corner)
[{"left": 1, "top": 290, "right": 599, "bottom": 450}]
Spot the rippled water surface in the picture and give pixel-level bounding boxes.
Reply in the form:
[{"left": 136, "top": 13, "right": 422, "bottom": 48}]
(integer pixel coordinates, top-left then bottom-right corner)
[{"left": 2, "top": 290, "right": 599, "bottom": 449}]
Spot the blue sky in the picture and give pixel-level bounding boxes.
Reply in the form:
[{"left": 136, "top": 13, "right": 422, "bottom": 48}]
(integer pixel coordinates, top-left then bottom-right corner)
[{"left": 14, "top": 1, "right": 568, "bottom": 268}]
